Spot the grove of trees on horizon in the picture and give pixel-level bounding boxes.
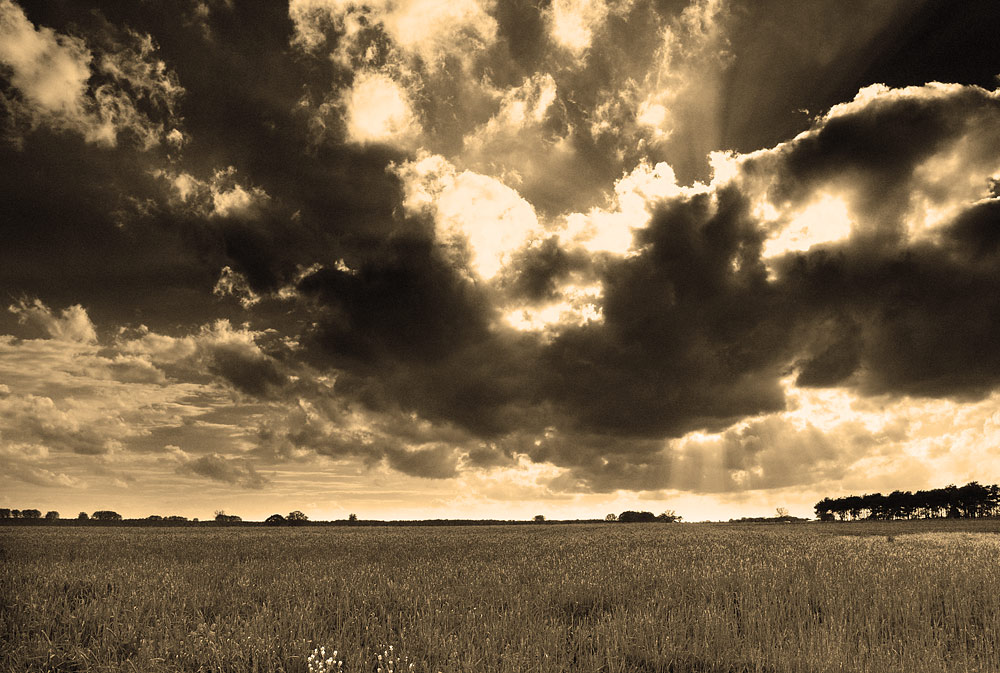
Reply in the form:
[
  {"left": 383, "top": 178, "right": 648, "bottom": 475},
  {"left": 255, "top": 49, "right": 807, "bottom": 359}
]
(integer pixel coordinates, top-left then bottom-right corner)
[{"left": 814, "top": 482, "right": 1000, "bottom": 521}]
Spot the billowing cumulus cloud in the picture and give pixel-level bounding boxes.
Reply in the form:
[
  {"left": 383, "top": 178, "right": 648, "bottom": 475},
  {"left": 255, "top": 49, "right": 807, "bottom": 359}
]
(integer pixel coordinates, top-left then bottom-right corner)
[{"left": 4, "top": 0, "right": 1000, "bottom": 519}]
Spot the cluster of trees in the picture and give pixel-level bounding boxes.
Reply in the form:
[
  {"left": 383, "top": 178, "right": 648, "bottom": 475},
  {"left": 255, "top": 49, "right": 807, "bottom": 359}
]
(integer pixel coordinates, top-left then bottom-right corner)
[
  {"left": 214, "top": 510, "right": 242, "bottom": 523},
  {"left": 606, "top": 510, "right": 682, "bottom": 523},
  {"left": 815, "top": 482, "right": 1000, "bottom": 521},
  {"left": 0, "top": 508, "right": 45, "bottom": 519},
  {"left": 264, "top": 511, "right": 309, "bottom": 525}
]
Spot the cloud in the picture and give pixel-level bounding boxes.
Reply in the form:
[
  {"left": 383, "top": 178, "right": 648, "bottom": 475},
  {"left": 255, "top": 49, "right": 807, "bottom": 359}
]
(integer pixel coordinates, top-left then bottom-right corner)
[
  {"left": 176, "top": 452, "right": 270, "bottom": 488},
  {"left": 0, "top": 0, "right": 182, "bottom": 148},
  {"left": 384, "top": 444, "right": 459, "bottom": 479},
  {"left": 0, "top": 443, "right": 80, "bottom": 487},
  {"left": 343, "top": 71, "right": 420, "bottom": 146},
  {"left": 395, "top": 153, "right": 542, "bottom": 279},
  {"left": 289, "top": 0, "right": 498, "bottom": 66},
  {"left": 118, "top": 319, "right": 290, "bottom": 398},
  {"left": 547, "top": 0, "right": 610, "bottom": 57},
  {"left": 0, "top": 0, "right": 91, "bottom": 120},
  {"left": 0, "top": 391, "right": 132, "bottom": 455},
  {"left": 9, "top": 299, "right": 98, "bottom": 343}
]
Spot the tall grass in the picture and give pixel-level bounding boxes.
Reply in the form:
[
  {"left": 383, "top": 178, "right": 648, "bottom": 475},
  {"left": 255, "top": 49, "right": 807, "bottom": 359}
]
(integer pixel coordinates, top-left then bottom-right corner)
[{"left": 2, "top": 521, "right": 999, "bottom": 672}]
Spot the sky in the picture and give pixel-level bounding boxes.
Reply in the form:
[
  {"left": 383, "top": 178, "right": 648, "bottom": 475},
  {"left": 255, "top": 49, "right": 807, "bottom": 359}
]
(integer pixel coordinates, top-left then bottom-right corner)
[{"left": 2, "top": 0, "right": 1000, "bottom": 522}]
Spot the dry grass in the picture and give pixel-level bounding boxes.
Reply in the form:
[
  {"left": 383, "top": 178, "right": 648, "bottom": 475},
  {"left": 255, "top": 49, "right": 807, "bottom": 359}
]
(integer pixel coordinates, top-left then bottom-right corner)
[{"left": 2, "top": 520, "right": 999, "bottom": 672}]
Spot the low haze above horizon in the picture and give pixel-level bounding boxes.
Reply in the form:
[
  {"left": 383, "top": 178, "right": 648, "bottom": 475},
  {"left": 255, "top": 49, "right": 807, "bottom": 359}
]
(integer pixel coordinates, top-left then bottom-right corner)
[{"left": 2, "top": 0, "right": 1000, "bottom": 523}]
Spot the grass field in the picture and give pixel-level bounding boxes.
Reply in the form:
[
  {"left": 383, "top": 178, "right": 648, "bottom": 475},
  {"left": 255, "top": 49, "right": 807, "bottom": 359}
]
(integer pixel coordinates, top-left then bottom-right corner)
[{"left": 3, "top": 520, "right": 1000, "bottom": 673}]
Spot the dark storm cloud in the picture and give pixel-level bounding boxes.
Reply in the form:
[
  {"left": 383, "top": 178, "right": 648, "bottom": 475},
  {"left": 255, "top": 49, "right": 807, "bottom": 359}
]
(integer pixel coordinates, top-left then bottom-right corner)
[
  {"left": 205, "top": 343, "right": 288, "bottom": 398},
  {"left": 177, "top": 452, "right": 269, "bottom": 489},
  {"left": 297, "top": 233, "right": 493, "bottom": 365},
  {"left": 384, "top": 444, "right": 458, "bottom": 479},
  {"left": 776, "top": 225, "right": 1000, "bottom": 399},
  {"left": 540, "top": 186, "right": 790, "bottom": 437},
  {"left": 757, "top": 85, "right": 1000, "bottom": 398},
  {"left": 497, "top": 237, "right": 591, "bottom": 303}
]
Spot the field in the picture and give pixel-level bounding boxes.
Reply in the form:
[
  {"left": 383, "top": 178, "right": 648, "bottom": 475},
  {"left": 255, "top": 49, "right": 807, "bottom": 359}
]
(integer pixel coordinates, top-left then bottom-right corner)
[{"left": 3, "top": 521, "right": 1000, "bottom": 673}]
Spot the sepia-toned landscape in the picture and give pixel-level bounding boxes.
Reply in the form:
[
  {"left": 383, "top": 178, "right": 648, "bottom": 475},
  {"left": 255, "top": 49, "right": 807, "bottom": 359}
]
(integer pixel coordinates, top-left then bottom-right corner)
[{"left": 3, "top": 0, "right": 1000, "bottom": 670}]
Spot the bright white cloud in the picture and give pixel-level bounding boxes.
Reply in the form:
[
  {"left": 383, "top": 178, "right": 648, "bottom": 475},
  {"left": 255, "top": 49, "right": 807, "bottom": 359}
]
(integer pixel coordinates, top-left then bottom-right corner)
[
  {"left": 563, "top": 160, "right": 692, "bottom": 255},
  {"left": 343, "top": 71, "right": 420, "bottom": 145},
  {"left": 761, "top": 193, "right": 854, "bottom": 259},
  {"left": 395, "top": 153, "right": 542, "bottom": 279},
  {"left": 548, "top": 0, "right": 610, "bottom": 56},
  {"left": 504, "top": 282, "right": 604, "bottom": 335}
]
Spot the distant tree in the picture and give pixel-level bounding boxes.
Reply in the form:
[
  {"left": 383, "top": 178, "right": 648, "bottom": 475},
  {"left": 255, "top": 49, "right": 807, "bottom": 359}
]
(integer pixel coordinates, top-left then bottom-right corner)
[
  {"left": 77, "top": 512, "right": 89, "bottom": 520},
  {"left": 265, "top": 513, "right": 286, "bottom": 526},
  {"left": 44, "top": 511, "right": 59, "bottom": 520},
  {"left": 0, "top": 508, "right": 10, "bottom": 519},
  {"left": 533, "top": 514, "right": 545, "bottom": 522},
  {"left": 605, "top": 513, "right": 617, "bottom": 522},
  {"left": 618, "top": 511, "right": 657, "bottom": 523},
  {"left": 814, "top": 498, "right": 835, "bottom": 521},
  {"left": 287, "top": 510, "right": 308, "bottom": 524},
  {"left": 776, "top": 507, "right": 789, "bottom": 518},
  {"left": 146, "top": 515, "right": 163, "bottom": 521},
  {"left": 21, "top": 509, "right": 42, "bottom": 519},
  {"left": 348, "top": 513, "right": 358, "bottom": 523},
  {"left": 214, "top": 510, "right": 241, "bottom": 523},
  {"left": 657, "top": 510, "right": 682, "bottom": 523},
  {"left": 165, "top": 515, "right": 188, "bottom": 522},
  {"left": 11, "top": 509, "right": 21, "bottom": 518},
  {"left": 92, "top": 510, "right": 122, "bottom": 521}
]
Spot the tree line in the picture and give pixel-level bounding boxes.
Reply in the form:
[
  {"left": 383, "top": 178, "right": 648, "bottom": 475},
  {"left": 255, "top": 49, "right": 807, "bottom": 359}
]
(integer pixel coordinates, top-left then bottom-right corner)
[
  {"left": 814, "top": 482, "right": 1000, "bottom": 521},
  {"left": 0, "top": 509, "right": 133, "bottom": 521}
]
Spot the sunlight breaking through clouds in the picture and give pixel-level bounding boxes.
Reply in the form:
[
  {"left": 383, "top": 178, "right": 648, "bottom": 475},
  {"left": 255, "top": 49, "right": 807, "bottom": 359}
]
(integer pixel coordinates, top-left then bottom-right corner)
[{"left": 3, "top": 0, "right": 1000, "bottom": 522}]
